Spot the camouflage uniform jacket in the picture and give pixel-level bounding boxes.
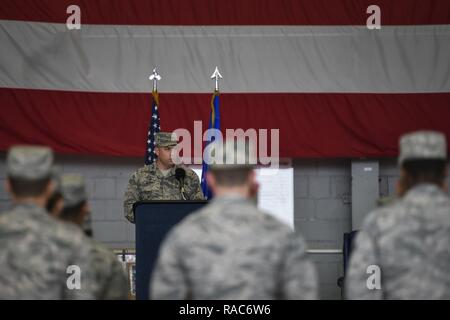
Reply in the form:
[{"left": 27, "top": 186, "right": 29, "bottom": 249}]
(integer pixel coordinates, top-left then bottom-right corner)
[
  {"left": 85, "top": 236, "right": 129, "bottom": 299},
  {"left": 0, "top": 203, "right": 96, "bottom": 299},
  {"left": 124, "top": 163, "right": 204, "bottom": 223},
  {"left": 346, "top": 183, "right": 450, "bottom": 299},
  {"left": 150, "top": 195, "right": 318, "bottom": 300}
]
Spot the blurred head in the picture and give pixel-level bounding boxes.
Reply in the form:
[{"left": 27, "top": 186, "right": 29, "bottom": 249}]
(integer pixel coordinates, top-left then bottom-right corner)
[
  {"left": 206, "top": 138, "right": 258, "bottom": 198},
  {"left": 396, "top": 131, "right": 448, "bottom": 196},
  {"left": 59, "top": 174, "right": 89, "bottom": 227},
  {"left": 397, "top": 159, "right": 447, "bottom": 197},
  {"left": 60, "top": 200, "right": 90, "bottom": 227},
  {"left": 5, "top": 145, "right": 55, "bottom": 206},
  {"left": 206, "top": 168, "right": 257, "bottom": 198}
]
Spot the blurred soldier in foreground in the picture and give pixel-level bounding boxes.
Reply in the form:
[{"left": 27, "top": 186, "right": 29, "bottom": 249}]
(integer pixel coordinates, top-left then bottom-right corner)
[
  {"left": 0, "top": 146, "right": 95, "bottom": 299},
  {"left": 124, "top": 132, "right": 204, "bottom": 223},
  {"left": 59, "top": 174, "right": 129, "bottom": 300},
  {"left": 47, "top": 168, "right": 92, "bottom": 236},
  {"left": 346, "top": 131, "right": 450, "bottom": 299},
  {"left": 151, "top": 139, "right": 318, "bottom": 299}
]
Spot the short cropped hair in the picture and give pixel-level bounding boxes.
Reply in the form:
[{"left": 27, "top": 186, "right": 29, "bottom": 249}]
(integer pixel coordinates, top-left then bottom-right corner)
[
  {"left": 8, "top": 176, "right": 50, "bottom": 197},
  {"left": 402, "top": 159, "right": 447, "bottom": 186},
  {"left": 210, "top": 168, "right": 252, "bottom": 187},
  {"left": 60, "top": 201, "right": 86, "bottom": 221}
]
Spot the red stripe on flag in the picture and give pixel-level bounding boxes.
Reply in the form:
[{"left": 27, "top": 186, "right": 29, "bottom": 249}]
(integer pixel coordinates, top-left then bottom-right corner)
[
  {"left": 1, "top": 0, "right": 450, "bottom": 25},
  {"left": 1, "top": 88, "right": 449, "bottom": 158}
]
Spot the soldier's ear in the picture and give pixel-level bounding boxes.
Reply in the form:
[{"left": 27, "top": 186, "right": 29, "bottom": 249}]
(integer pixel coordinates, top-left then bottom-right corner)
[
  {"left": 81, "top": 202, "right": 90, "bottom": 219},
  {"left": 44, "top": 180, "right": 55, "bottom": 198},
  {"left": 247, "top": 170, "right": 256, "bottom": 183}
]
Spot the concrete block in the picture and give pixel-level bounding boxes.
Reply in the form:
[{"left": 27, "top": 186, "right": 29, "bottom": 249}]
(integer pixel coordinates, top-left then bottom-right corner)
[
  {"left": 331, "top": 176, "right": 350, "bottom": 199},
  {"left": 316, "top": 199, "right": 350, "bottom": 221},
  {"left": 294, "top": 176, "right": 308, "bottom": 198},
  {"left": 294, "top": 198, "right": 315, "bottom": 220},
  {"left": 0, "top": 179, "right": 9, "bottom": 200},
  {"left": 387, "top": 176, "right": 399, "bottom": 196},
  {"left": 89, "top": 199, "right": 124, "bottom": 221},
  {"left": 62, "top": 161, "right": 107, "bottom": 177},
  {"left": 309, "top": 176, "right": 330, "bottom": 199},
  {"left": 379, "top": 176, "right": 389, "bottom": 198},
  {"left": 125, "top": 222, "right": 136, "bottom": 242},
  {"left": 92, "top": 221, "right": 128, "bottom": 242},
  {"left": 84, "top": 178, "right": 95, "bottom": 200},
  {"left": 102, "top": 241, "right": 136, "bottom": 250},
  {"left": 293, "top": 159, "right": 317, "bottom": 176},
  {"left": 116, "top": 178, "right": 130, "bottom": 199},
  {"left": 295, "top": 219, "right": 351, "bottom": 249},
  {"left": 305, "top": 239, "right": 339, "bottom": 250},
  {"left": 104, "top": 158, "right": 141, "bottom": 178},
  {"left": 378, "top": 158, "right": 398, "bottom": 176},
  {"left": 318, "top": 284, "right": 342, "bottom": 300},
  {"left": 317, "top": 159, "right": 350, "bottom": 176},
  {"left": 314, "top": 261, "right": 340, "bottom": 285},
  {"left": 93, "top": 178, "right": 116, "bottom": 200}
]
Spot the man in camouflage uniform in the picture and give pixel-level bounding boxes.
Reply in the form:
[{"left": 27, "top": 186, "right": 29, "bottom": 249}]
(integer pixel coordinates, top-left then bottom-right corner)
[
  {"left": 151, "top": 139, "right": 318, "bottom": 299},
  {"left": 346, "top": 131, "right": 450, "bottom": 299},
  {"left": 0, "top": 146, "right": 96, "bottom": 299},
  {"left": 59, "top": 174, "right": 130, "bottom": 300},
  {"left": 124, "top": 132, "right": 204, "bottom": 223}
]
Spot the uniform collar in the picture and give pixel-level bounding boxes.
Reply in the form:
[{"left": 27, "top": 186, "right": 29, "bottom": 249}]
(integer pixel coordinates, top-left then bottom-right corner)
[
  {"left": 212, "top": 193, "right": 252, "bottom": 205},
  {"left": 12, "top": 201, "right": 48, "bottom": 217},
  {"left": 148, "top": 162, "right": 177, "bottom": 178},
  {"left": 403, "top": 183, "right": 446, "bottom": 204}
]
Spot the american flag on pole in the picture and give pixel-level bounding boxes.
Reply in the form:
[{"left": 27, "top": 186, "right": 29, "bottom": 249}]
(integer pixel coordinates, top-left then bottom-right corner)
[{"left": 144, "top": 91, "right": 160, "bottom": 165}]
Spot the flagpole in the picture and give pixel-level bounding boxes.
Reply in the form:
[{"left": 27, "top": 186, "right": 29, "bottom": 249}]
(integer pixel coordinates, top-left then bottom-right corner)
[{"left": 201, "top": 67, "right": 223, "bottom": 199}]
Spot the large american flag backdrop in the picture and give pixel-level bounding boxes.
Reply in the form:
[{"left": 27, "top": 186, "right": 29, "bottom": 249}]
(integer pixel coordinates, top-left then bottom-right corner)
[{"left": 1, "top": 0, "right": 449, "bottom": 158}]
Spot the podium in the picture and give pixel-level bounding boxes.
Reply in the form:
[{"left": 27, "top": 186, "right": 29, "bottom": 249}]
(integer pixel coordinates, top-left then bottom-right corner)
[{"left": 133, "top": 200, "right": 208, "bottom": 300}]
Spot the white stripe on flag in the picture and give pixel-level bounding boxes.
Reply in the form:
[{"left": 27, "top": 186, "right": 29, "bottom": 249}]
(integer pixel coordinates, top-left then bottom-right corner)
[{"left": 1, "top": 21, "right": 450, "bottom": 93}]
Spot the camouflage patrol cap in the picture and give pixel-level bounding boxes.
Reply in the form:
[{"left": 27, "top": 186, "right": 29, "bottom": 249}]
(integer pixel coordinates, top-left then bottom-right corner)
[
  {"left": 155, "top": 132, "right": 178, "bottom": 147},
  {"left": 7, "top": 145, "right": 53, "bottom": 180},
  {"left": 209, "top": 138, "right": 257, "bottom": 170},
  {"left": 399, "top": 131, "right": 447, "bottom": 165},
  {"left": 61, "top": 174, "right": 88, "bottom": 208}
]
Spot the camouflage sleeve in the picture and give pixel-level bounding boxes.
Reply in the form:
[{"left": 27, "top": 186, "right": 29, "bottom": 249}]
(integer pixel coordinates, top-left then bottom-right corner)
[
  {"left": 279, "top": 233, "right": 318, "bottom": 299},
  {"left": 124, "top": 172, "right": 140, "bottom": 223},
  {"left": 186, "top": 171, "right": 205, "bottom": 200},
  {"left": 101, "top": 258, "right": 130, "bottom": 300},
  {"left": 345, "top": 229, "right": 383, "bottom": 300},
  {"left": 150, "top": 231, "right": 189, "bottom": 300}
]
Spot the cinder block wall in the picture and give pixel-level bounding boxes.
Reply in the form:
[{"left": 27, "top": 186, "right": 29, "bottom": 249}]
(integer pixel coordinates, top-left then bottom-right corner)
[
  {"left": 2, "top": 152, "right": 449, "bottom": 299},
  {"left": 293, "top": 159, "right": 351, "bottom": 299}
]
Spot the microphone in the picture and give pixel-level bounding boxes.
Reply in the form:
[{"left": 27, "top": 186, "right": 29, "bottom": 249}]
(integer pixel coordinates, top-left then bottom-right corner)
[
  {"left": 175, "top": 167, "right": 186, "bottom": 181},
  {"left": 175, "top": 168, "right": 187, "bottom": 200}
]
